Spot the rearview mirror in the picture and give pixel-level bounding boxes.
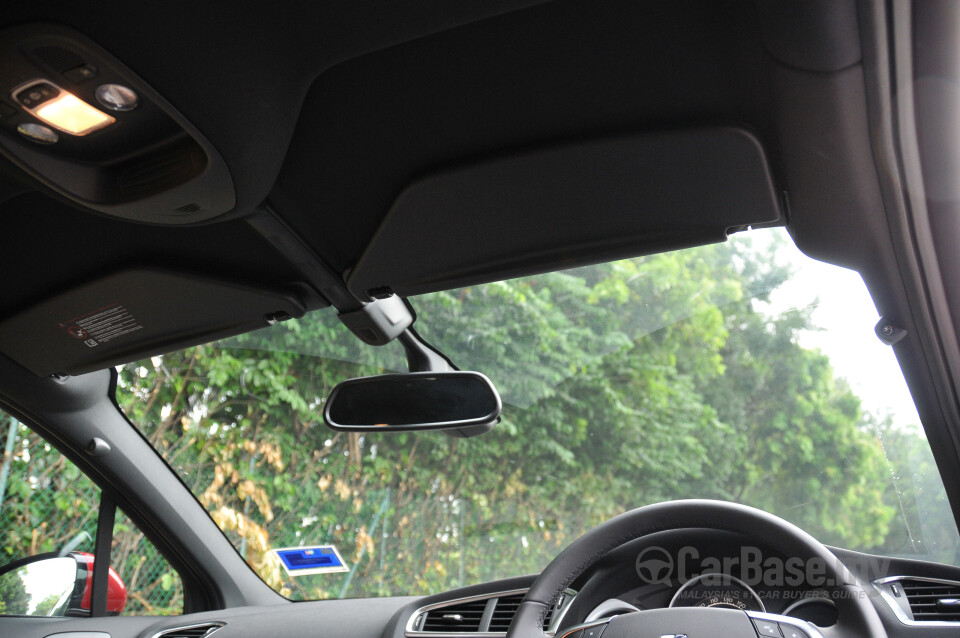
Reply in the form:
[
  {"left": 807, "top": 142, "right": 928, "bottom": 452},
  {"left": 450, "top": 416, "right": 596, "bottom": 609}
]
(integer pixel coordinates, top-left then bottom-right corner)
[{"left": 323, "top": 372, "right": 501, "bottom": 438}]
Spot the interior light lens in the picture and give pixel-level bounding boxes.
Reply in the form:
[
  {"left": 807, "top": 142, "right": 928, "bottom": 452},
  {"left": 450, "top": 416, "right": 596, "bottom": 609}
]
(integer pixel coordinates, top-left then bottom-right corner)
[
  {"left": 95, "top": 83, "right": 139, "bottom": 112},
  {"left": 17, "top": 122, "right": 59, "bottom": 144},
  {"left": 33, "top": 92, "right": 115, "bottom": 136}
]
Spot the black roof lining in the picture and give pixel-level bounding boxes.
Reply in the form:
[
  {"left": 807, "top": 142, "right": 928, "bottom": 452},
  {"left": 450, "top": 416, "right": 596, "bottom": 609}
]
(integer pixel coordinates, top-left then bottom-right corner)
[
  {"left": 0, "top": 192, "right": 308, "bottom": 320},
  {"left": 270, "top": 0, "right": 775, "bottom": 273},
  {"left": 0, "top": 0, "right": 913, "bottom": 377}
]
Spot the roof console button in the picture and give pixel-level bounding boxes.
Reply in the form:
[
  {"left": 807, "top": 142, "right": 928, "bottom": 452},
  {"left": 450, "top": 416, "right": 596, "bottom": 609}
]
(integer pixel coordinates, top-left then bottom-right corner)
[
  {"left": 15, "top": 81, "right": 59, "bottom": 108},
  {"left": 63, "top": 63, "right": 99, "bottom": 83}
]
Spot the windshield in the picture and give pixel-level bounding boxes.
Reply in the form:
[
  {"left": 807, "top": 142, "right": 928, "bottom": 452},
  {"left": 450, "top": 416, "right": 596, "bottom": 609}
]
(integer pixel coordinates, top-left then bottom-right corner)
[{"left": 116, "top": 228, "right": 960, "bottom": 601}]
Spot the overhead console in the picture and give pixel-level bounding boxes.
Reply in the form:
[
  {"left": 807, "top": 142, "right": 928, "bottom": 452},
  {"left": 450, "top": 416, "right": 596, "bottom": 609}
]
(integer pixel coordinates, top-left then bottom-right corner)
[
  {"left": 0, "top": 24, "right": 235, "bottom": 224},
  {"left": 347, "top": 127, "right": 784, "bottom": 300}
]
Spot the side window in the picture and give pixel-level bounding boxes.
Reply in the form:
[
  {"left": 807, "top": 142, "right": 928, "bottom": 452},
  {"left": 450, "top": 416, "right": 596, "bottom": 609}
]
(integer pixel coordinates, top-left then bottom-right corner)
[
  {"left": 0, "top": 414, "right": 183, "bottom": 616},
  {"left": 112, "top": 510, "right": 183, "bottom": 614}
]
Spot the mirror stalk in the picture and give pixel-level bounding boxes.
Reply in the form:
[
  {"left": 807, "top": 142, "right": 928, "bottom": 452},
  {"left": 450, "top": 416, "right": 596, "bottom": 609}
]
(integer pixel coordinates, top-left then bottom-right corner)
[
  {"left": 398, "top": 328, "right": 455, "bottom": 373},
  {"left": 398, "top": 331, "right": 494, "bottom": 436}
]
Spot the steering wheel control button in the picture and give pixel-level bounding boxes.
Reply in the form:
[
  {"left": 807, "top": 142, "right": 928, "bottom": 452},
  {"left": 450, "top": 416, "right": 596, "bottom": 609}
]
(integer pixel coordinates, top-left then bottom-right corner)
[
  {"left": 753, "top": 619, "right": 782, "bottom": 638},
  {"left": 63, "top": 63, "right": 99, "bottom": 83},
  {"left": 95, "top": 83, "right": 139, "bottom": 111},
  {"left": 582, "top": 625, "right": 605, "bottom": 638},
  {"left": 16, "top": 81, "right": 59, "bottom": 108},
  {"left": 778, "top": 624, "right": 807, "bottom": 638},
  {"left": 17, "top": 122, "right": 58, "bottom": 144}
]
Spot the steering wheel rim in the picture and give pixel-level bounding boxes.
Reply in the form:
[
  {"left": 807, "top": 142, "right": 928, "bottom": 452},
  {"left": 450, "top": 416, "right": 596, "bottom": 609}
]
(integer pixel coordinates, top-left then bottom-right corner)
[{"left": 506, "top": 500, "right": 886, "bottom": 638}]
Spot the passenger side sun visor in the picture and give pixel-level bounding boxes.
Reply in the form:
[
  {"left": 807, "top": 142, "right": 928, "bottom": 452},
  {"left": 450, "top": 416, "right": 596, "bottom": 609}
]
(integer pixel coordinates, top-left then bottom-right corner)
[
  {"left": 0, "top": 269, "right": 305, "bottom": 376},
  {"left": 347, "top": 127, "right": 783, "bottom": 300}
]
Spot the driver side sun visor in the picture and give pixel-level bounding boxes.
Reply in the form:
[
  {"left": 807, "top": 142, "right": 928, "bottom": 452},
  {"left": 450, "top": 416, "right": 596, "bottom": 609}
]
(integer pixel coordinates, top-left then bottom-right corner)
[{"left": 347, "top": 127, "right": 783, "bottom": 300}]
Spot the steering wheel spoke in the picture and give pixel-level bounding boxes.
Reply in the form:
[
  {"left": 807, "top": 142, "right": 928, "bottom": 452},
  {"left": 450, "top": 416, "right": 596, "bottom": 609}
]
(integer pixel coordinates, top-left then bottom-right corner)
[{"left": 747, "top": 611, "right": 825, "bottom": 638}]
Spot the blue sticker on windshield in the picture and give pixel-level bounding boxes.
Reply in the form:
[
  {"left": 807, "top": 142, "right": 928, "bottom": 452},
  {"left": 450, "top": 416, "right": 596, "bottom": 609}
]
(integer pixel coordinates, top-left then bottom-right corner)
[{"left": 273, "top": 545, "right": 349, "bottom": 576}]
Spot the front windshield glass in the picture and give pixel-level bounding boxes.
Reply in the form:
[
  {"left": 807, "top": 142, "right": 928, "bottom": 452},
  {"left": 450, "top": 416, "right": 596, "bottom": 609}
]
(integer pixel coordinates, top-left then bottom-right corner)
[{"left": 116, "top": 228, "right": 960, "bottom": 600}]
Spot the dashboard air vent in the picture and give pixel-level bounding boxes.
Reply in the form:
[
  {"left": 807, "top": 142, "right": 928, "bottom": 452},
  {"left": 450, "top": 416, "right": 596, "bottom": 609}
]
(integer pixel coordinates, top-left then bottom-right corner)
[
  {"left": 155, "top": 623, "right": 224, "bottom": 638},
  {"left": 489, "top": 592, "right": 561, "bottom": 632},
  {"left": 901, "top": 579, "right": 960, "bottom": 622},
  {"left": 422, "top": 599, "right": 487, "bottom": 632},
  {"left": 408, "top": 588, "right": 575, "bottom": 635},
  {"left": 489, "top": 593, "right": 524, "bottom": 632}
]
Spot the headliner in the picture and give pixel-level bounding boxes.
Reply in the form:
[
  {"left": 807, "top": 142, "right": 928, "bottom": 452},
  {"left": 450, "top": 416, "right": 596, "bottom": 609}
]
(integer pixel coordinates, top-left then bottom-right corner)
[{"left": 0, "top": 0, "right": 913, "bottom": 368}]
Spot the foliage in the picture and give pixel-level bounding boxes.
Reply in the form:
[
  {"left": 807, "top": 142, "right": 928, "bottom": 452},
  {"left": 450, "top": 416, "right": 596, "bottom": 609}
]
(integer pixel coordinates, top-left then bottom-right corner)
[
  {"left": 0, "top": 426, "right": 99, "bottom": 561},
  {"left": 109, "top": 233, "right": 939, "bottom": 601},
  {"left": 0, "top": 420, "right": 184, "bottom": 615},
  {"left": 0, "top": 569, "right": 28, "bottom": 614},
  {"left": 0, "top": 231, "right": 951, "bottom": 610},
  {"left": 868, "top": 416, "right": 960, "bottom": 563}
]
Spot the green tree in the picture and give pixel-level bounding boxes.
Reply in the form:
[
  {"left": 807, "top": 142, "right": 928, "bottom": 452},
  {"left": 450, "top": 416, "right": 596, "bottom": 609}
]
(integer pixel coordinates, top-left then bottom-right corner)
[
  {"left": 868, "top": 416, "right": 960, "bottom": 564},
  {"left": 111, "top": 235, "right": 907, "bottom": 600},
  {"left": 33, "top": 593, "right": 60, "bottom": 616},
  {"left": 0, "top": 570, "right": 29, "bottom": 615},
  {"left": 0, "top": 424, "right": 183, "bottom": 615},
  {"left": 701, "top": 306, "right": 894, "bottom": 547}
]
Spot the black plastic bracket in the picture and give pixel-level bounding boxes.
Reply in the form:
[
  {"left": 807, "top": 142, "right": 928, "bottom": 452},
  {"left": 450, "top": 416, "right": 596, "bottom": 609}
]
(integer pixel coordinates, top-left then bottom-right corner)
[
  {"left": 91, "top": 491, "right": 116, "bottom": 617},
  {"left": 876, "top": 317, "right": 908, "bottom": 346},
  {"left": 337, "top": 296, "right": 414, "bottom": 346}
]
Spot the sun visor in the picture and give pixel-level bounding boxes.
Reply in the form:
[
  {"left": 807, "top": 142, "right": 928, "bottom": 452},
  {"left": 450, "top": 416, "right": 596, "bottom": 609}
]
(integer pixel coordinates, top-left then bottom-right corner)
[
  {"left": 0, "top": 269, "right": 306, "bottom": 376},
  {"left": 347, "top": 127, "right": 782, "bottom": 300}
]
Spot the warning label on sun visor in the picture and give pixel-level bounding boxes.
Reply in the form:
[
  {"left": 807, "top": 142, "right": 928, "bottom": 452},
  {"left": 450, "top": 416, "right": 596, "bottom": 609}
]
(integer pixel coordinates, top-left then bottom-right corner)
[{"left": 59, "top": 303, "right": 143, "bottom": 348}]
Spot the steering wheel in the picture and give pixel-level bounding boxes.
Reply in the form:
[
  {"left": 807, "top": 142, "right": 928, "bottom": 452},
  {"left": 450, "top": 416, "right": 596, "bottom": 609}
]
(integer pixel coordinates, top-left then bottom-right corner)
[{"left": 507, "top": 500, "right": 886, "bottom": 638}]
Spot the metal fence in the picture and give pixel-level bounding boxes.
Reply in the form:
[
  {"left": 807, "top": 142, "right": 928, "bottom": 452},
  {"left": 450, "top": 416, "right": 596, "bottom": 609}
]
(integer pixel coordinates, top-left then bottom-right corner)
[{"left": 0, "top": 417, "right": 182, "bottom": 615}]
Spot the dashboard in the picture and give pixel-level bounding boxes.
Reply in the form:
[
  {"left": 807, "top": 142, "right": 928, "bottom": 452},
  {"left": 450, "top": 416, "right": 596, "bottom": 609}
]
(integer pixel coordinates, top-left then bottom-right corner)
[
  {"left": 395, "top": 529, "right": 960, "bottom": 638},
  {"left": 7, "top": 530, "right": 960, "bottom": 638},
  {"left": 403, "top": 529, "right": 844, "bottom": 638}
]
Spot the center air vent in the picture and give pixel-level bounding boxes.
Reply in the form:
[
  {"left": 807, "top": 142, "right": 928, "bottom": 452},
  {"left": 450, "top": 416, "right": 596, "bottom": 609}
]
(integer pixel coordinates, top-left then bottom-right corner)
[
  {"left": 421, "top": 599, "right": 487, "bottom": 632},
  {"left": 408, "top": 588, "right": 575, "bottom": 636},
  {"left": 901, "top": 579, "right": 960, "bottom": 622},
  {"left": 154, "top": 622, "right": 224, "bottom": 638}
]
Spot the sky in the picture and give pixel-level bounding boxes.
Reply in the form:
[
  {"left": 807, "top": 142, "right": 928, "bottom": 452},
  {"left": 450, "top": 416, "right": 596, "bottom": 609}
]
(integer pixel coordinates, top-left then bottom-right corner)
[
  {"left": 17, "top": 556, "right": 75, "bottom": 614},
  {"left": 763, "top": 229, "right": 922, "bottom": 428}
]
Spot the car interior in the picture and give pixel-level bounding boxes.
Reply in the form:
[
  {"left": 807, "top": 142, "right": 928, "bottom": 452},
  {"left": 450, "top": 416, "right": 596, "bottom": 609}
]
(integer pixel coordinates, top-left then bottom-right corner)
[{"left": 3, "top": 2, "right": 960, "bottom": 638}]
